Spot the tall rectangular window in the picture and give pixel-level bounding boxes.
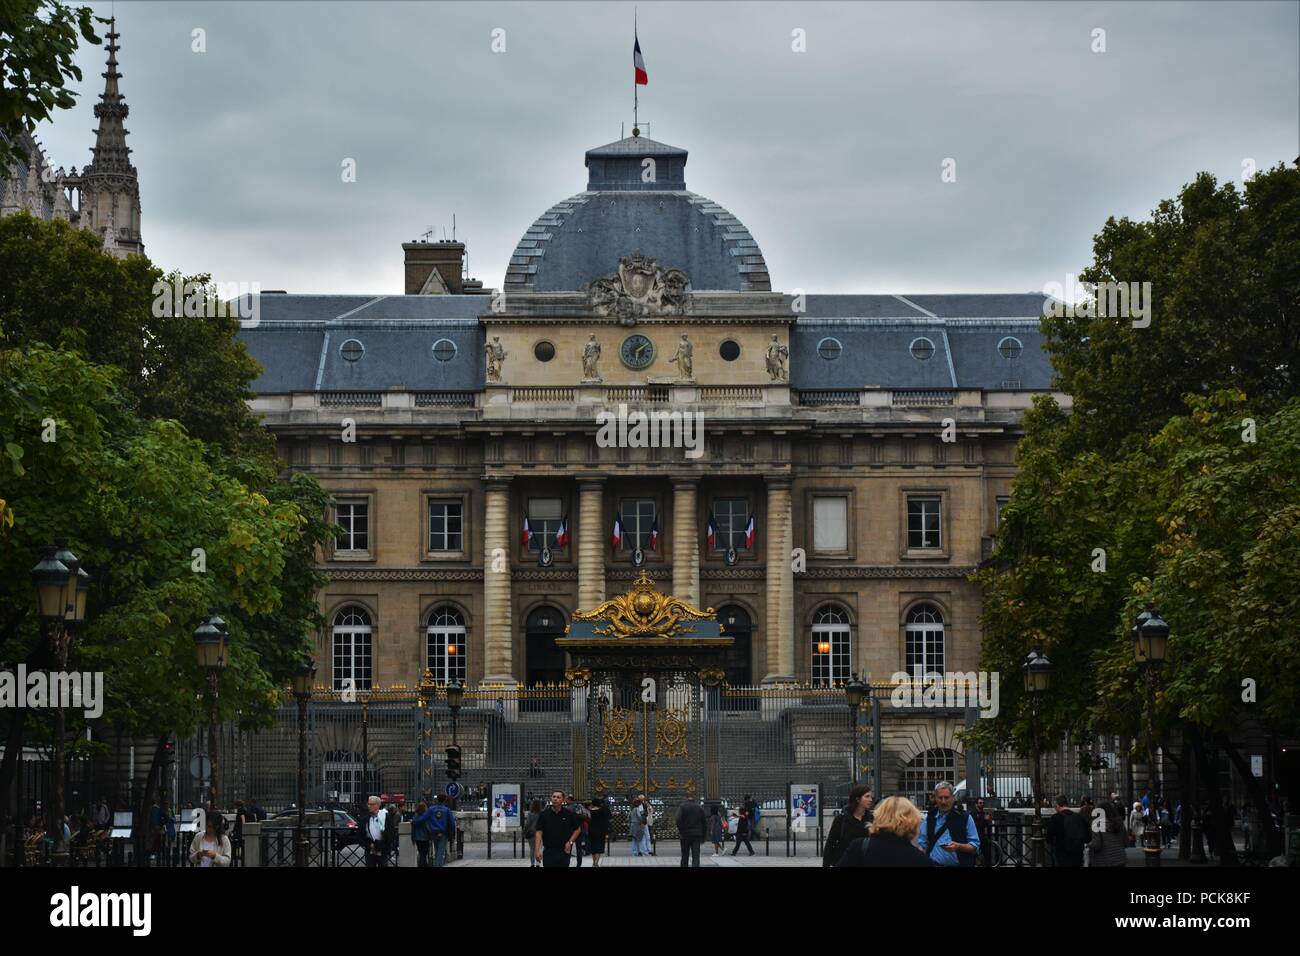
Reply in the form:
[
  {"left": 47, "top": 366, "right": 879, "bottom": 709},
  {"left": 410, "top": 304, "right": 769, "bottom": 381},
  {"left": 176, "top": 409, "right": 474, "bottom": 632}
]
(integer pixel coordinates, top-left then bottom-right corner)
[
  {"left": 907, "top": 496, "right": 941, "bottom": 549},
  {"left": 620, "top": 499, "right": 657, "bottom": 551},
  {"left": 336, "top": 500, "right": 369, "bottom": 552},
  {"left": 527, "top": 497, "right": 563, "bottom": 551},
  {"left": 812, "top": 496, "right": 848, "bottom": 552},
  {"left": 428, "top": 500, "right": 463, "bottom": 551},
  {"left": 713, "top": 497, "right": 749, "bottom": 551},
  {"left": 995, "top": 496, "right": 1010, "bottom": 529}
]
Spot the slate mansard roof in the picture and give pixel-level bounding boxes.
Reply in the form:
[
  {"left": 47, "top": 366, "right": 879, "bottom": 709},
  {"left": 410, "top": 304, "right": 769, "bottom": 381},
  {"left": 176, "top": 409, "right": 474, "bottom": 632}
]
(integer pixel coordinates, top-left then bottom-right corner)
[
  {"left": 238, "top": 292, "right": 1055, "bottom": 394},
  {"left": 790, "top": 294, "right": 1053, "bottom": 390},
  {"left": 238, "top": 294, "right": 485, "bottom": 393},
  {"left": 504, "top": 136, "right": 771, "bottom": 294}
]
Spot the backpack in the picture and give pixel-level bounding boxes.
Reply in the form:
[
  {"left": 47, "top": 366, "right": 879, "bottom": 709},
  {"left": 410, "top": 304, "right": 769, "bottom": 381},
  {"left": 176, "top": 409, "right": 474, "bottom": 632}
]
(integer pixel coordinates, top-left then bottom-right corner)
[{"left": 429, "top": 805, "right": 449, "bottom": 834}]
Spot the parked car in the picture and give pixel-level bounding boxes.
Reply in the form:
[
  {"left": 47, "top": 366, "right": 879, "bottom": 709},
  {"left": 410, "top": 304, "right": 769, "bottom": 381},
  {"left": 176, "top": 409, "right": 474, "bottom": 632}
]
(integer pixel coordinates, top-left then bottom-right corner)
[{"left": 263, "top": 808, "right": 359, "bottom": 829}]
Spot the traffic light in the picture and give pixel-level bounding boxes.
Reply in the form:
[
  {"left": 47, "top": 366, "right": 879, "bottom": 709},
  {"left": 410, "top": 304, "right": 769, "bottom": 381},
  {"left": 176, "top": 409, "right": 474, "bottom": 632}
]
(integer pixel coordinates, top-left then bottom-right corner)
[
  {"left": 162, "top": 734, "right": 176, "bottom": 763},
  {"left": 445, "top": 745, "right": 462, "bottom": 780}
]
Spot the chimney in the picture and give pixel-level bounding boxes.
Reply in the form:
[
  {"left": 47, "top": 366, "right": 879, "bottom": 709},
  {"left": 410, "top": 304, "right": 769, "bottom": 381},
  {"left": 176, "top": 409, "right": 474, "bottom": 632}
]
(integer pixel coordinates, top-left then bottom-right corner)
[{"left": 403, "top": 240, "right": 465, "bottom": 294}]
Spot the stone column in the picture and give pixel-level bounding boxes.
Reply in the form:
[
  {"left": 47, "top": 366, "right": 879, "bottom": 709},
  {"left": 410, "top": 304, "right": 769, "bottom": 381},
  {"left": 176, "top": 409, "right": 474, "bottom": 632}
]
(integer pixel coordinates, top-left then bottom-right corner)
[
  {"left": 672, "top": 479, "right": 699, "bottom": 606},
  {"left": 763, "top": 478, "right": 795, "bottom": 682},
  {"left": 482, "top": 476, "right": 515, "bottom": 684},
  {"left": 577, "top": 479, "right": 606, "bottom": 611}
]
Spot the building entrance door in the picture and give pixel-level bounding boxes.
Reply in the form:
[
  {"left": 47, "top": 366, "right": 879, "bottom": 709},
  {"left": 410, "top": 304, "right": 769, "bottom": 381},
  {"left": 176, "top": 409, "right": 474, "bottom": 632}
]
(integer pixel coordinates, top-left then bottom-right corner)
[{"left": 525, "top": 605, "right": 566, "bottom": 687}]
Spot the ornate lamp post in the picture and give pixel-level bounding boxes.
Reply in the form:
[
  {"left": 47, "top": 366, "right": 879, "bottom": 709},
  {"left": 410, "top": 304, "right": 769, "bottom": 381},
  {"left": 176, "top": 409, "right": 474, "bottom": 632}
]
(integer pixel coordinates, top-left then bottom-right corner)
[
  {"left": 192, "top": 614, "right": 228, "bottom": 808},
  {"left": 1023, "top": 650, "right": 1052, "bottom": 867},
  {"left": 1133, "top": 605, "right": 1169, "bottom": 867},
  {"left": 845, "top": 674, "right": 866, "bottom": 785},
  {"left": 30, "top": 542, "right": 89, "bottom": 863},
  {"left": 291, "top": 659, "right": 316, "bottom": 867}
]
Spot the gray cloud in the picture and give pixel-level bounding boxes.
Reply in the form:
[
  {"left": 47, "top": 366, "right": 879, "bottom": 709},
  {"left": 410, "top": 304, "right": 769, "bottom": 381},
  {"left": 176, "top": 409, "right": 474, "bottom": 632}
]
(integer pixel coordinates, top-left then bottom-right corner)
[{"left": 32, "top": 0, "right": 1299, "bottom": 295}]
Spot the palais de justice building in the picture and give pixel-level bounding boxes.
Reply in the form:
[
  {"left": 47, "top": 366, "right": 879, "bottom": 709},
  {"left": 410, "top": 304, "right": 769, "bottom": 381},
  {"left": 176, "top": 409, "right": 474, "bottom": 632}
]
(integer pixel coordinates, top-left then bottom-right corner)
[{"left": 241, "top": 133, "right": 1063, "bottom": 792}]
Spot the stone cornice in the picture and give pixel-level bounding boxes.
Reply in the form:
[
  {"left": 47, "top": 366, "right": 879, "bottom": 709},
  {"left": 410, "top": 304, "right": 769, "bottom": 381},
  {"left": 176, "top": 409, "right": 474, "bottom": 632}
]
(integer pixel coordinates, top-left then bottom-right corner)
[{"left": 322, "top": 564, "right": 977, "bottom": 583}]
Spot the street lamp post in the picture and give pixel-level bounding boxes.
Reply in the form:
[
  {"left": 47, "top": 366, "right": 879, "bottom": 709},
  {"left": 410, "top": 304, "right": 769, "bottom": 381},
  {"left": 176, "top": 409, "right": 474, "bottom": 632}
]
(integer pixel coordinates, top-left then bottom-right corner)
[
  {"left": 192, "top": 614, "right": 228, "bottom": 809},
  {"left": 291, "top": 659, "right": 316, "bottom": 867},
  {"left": 30, "top": 541, "right": 89, "bottom": 864},
  {"left": 845, "top": 675, "right": 866, "bottom": 786},
  {"left": 360, "top": 690, "right": 369, "bottom": 814},
  {"left": 1023, "top": 650, "right": 1052, "bottom": 867},
  {"left": 1133, "top": 605, "right": 1169, "bottom": 868}
]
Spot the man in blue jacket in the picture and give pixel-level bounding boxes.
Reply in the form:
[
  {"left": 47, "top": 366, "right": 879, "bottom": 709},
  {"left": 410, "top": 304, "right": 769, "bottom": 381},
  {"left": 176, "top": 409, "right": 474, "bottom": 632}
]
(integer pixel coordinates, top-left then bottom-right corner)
[
  {"left": 428, "top": 795, "right": 456, "bottom": 867},
  {"left": 916, "top": 781, "right": 979, "bottom": 866}
]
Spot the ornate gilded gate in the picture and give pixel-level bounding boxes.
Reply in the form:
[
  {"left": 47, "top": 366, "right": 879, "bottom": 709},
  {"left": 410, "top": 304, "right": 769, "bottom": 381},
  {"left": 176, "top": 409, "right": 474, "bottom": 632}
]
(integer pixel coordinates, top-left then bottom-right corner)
[{"left": 563, "top": 573, "right": 730, "bottom": 840}]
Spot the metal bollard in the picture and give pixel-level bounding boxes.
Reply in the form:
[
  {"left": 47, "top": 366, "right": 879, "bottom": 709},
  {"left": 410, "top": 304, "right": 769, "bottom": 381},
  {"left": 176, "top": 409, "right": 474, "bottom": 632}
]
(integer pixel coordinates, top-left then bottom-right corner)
[
  {"left": 455, "top": 828, "right": 464, "bottom": 862},
  {"left": 765, "top": 828, "right": 770, "bottom": 856}
]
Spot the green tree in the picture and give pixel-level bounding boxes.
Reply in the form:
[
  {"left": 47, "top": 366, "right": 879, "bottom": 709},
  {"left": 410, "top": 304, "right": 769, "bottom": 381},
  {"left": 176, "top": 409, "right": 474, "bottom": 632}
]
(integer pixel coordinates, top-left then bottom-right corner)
[
  {"left": 0, "top": 0, "right": 99, "bottom": 169},
  {"left": 970, "top": 164, "right": 1300, "bottom": 860},
  {"left": 0, "top": 344, "right": 333, "bottom": 828},
  {"left": 0, "top": 212, "right": 273, "bottom": 459}
]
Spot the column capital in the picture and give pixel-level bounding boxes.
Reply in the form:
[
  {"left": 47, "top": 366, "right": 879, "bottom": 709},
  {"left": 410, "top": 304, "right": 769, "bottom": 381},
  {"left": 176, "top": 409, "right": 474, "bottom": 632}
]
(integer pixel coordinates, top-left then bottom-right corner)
[
  {"left": 578, "top": 477, "right": 606, "bottom": 488},
  {"left": 765, "top": 477, "right": 793, "bottom": 491},
  {"left": 482, "top": 474, "right": 513, "bottom": 489},
  {"left": 671, "top": 476, "right": 700, "bottom": 488}
]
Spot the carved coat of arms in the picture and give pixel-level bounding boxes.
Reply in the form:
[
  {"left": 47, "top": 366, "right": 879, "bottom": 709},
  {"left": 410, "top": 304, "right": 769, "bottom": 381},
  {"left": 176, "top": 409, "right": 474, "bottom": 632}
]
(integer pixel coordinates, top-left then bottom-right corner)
[{"left": 585, "top": 252, "right": 690, "bottom": 322}]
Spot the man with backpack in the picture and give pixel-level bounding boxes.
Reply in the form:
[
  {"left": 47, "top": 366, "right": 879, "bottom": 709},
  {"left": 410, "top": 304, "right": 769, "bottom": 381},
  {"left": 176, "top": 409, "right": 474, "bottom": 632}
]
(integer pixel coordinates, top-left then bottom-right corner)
[
  {"left": 915, "top": 781, "right": 979, "bottom": 867},
  {"left": 1046, "top": 794, "right": 1088, "bottom": 866},
  {"left": 428, "top": 794, "right": 456, "bottom": 867}
]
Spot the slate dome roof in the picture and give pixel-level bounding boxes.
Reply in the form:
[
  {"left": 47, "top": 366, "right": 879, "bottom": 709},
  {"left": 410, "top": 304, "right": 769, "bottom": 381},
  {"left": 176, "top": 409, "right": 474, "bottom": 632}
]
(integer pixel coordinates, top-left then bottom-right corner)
[{"left": 504, "top": 135, "right": 771, "bottom": 293}]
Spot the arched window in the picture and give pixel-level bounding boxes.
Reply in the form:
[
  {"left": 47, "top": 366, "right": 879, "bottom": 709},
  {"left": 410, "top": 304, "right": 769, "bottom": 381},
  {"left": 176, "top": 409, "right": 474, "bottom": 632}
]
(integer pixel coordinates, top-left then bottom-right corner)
[
  {"left": 332, "top": 606, "right": 372, "bottom": 691},
  {"left": 811, "top": 605, "right": 851, "bottom": 686},
  {"left": 905, "top": 603, "right": 945, "bottom": 675},
  {"left": 900, "top": 748, "right": 958, "bottom": 806},
  {"left": 426, "top": 606, "right": 467, "bottom": 685}
]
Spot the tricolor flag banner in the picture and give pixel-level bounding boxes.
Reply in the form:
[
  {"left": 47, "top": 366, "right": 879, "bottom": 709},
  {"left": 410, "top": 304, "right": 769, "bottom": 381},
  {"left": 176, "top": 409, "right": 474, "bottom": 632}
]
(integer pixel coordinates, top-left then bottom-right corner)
[
  {"left": 744, "top": 515, "right": 756, "bottom": 549},
  {"left": 706, "top": 512, "right": 717, "bottom": 549},
  {"left": 649, "top": 517, "right": 659, "bottom": 550},
  {"left": 555, "top": 517, "right": 569, "bottom": 549},
  {"left": 611, "top": 516, "right": 623, "bottom": 550},
  {"left": 522, "top": 515, "right": 532, "bottom": 548},
  {"left": 633, "top": 34, "right": 648, "bottom": 86}
]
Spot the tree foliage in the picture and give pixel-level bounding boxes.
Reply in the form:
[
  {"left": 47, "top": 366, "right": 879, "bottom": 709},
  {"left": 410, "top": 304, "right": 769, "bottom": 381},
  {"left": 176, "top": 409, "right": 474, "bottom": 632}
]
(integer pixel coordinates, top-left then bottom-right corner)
[
  {"left": 969, "top": 164, "right": 1300, "bottom": 767},
  {"left": 0, "top": 0, "right": 98, "bottom": 170}
]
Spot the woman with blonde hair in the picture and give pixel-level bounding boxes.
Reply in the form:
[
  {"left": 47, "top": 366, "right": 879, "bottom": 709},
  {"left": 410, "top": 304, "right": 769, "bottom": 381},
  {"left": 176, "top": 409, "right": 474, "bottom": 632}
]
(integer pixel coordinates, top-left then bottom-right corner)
[{"left": 836, "top": 796, "right": 933, "bottom": 867}]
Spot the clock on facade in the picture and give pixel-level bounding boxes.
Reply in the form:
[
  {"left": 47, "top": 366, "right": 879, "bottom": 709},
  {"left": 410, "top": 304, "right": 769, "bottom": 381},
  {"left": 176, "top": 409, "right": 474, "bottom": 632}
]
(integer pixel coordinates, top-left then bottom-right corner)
[{"left": 620, "top": 334, "right": 656, "bottom": 370}]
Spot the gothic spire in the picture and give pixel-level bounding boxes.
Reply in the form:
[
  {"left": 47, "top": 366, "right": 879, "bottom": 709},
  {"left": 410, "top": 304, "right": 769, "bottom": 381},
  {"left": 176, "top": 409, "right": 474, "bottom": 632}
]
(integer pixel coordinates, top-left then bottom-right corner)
[
  {"left": 78, "top": 16, "right": 144, "bottom": 257},
  {"left": 86, "top": 16, "right": 132, "bottom": 173}
]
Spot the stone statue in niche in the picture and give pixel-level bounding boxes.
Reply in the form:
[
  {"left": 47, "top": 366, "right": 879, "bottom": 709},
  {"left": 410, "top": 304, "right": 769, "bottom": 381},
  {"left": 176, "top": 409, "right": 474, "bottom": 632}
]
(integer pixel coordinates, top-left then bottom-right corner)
[
  {"left": 668, "top": 333, "right": 694, "bottom": 381},
  {"left": 582, "top": 333, "right": 602, "bottom": 382},
  {"left": 766, "top": 334, "right": 789, "bottom": 382},
  {"left": 485, "top": 336, "right": 507, "bottom": 383}
]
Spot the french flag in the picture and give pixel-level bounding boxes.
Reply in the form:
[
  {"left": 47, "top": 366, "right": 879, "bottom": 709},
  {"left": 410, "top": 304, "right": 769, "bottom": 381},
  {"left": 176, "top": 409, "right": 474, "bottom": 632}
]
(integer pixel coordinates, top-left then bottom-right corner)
[
  {"left": 633, "top": 34, "right": 648, "bottom": 86},
  {"left": 554, "top": 517, "right": 569, "bottom": 549},
  {"left": 744, "top": 515, "right": 755, "bottom": 549},
  {"left": 706, "top": 512, "right": 717, "bottom": 550},
  {"left": 611, "top": 516, "right": 622, "bottom": 550},
  {"left": 522, "top": 515, "right": 532, "bottom": 548},
  {"left": 649, "top": 517, "right": 659, "bottom": 550}
]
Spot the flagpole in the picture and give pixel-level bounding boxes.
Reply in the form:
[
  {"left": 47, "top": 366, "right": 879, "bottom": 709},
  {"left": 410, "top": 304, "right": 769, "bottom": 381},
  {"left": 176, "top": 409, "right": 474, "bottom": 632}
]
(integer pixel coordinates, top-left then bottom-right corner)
[{"left": 633, "top": 8, "right": 638, "bottom": 135}]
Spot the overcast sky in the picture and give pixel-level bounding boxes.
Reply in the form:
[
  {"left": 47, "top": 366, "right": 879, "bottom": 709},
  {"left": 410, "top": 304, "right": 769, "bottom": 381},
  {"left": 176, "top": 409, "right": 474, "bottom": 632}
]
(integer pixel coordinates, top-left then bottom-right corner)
[{"left": 33, "top": 1, "right": 1299, "bottom": 296}]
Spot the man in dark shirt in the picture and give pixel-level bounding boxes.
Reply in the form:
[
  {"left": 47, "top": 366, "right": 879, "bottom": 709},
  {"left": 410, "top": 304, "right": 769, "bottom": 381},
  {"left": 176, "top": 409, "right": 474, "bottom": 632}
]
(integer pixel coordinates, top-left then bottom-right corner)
[
  {"left": 1045, "top": 795, "right": 1088, "bottom": 866},
  {"left": 533, "top": 789, "right": 582, "bottom": 868}
]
